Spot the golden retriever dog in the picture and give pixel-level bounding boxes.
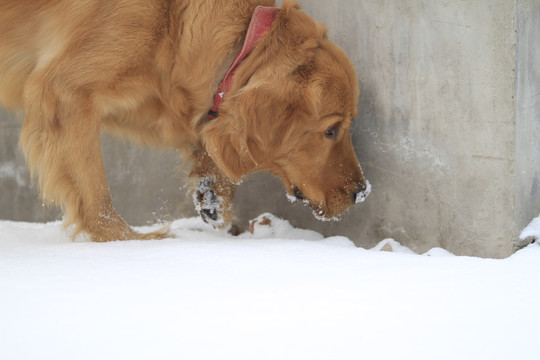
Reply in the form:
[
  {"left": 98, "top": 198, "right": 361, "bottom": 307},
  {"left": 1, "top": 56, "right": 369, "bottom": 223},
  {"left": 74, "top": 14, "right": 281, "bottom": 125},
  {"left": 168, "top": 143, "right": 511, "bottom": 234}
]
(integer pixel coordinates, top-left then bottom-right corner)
[{"left": 0, "top": 0, "right": 370, "bottom": 242}]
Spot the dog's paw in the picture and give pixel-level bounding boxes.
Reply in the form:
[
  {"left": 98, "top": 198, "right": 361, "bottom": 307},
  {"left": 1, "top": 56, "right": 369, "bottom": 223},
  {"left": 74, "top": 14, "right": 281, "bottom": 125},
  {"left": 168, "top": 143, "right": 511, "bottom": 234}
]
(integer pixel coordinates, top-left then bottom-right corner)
[{"left": 193, "top": 177, "right": 224, "bottom": 227}]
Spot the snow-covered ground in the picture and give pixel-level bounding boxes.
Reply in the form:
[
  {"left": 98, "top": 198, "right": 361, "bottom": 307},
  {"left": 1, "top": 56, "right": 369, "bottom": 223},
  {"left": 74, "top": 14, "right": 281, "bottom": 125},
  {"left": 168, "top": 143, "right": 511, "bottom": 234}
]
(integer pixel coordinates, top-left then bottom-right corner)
[{"left": 1, "top": 213, "right": 539, "bottom": 360}]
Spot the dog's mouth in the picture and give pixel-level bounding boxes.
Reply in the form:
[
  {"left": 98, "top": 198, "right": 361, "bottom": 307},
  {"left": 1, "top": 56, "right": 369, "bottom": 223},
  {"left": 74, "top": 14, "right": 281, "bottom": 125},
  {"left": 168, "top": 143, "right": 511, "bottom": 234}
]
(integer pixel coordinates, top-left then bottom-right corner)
[
  {"left": 292, "top": 186, "right": 305, "bottom": 201},
  {"left": 285, "top": 185, "right": 343, "bottom": 222},
  {"left": 287, "top": 181, "right": 371, "bottom": 221}
]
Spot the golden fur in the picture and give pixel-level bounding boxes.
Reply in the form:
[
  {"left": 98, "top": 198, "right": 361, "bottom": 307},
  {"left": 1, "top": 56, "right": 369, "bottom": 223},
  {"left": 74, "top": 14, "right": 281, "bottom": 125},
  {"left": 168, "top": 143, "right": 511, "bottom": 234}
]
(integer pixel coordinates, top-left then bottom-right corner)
[{"left": 0, "top": 0, "right": 367, "bottom": 241}]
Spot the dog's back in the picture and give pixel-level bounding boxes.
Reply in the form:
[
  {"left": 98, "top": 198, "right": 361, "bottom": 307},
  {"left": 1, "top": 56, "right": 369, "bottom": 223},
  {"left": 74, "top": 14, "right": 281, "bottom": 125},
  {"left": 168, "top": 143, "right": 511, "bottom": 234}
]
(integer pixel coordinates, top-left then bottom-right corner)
[
  {"left": 0, "top": 1, "right": 47, "bottom": 109},
  {"left": 0, "top": 1, "right": 168, "bottom": 110}
]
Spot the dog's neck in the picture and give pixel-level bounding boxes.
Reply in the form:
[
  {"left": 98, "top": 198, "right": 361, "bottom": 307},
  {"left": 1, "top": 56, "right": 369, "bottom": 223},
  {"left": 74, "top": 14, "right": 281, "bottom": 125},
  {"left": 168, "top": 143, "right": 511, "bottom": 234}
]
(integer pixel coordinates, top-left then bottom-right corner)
[{"left": 208, "top": 6, "right": 279, "bottom": 119}]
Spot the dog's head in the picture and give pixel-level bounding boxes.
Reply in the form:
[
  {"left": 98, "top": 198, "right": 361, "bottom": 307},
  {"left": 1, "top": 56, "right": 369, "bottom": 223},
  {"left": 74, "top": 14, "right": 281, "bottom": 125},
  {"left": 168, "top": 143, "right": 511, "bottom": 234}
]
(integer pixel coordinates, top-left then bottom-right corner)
[{"left": 203, "top": 2, "right": 369, "bottom": 220}]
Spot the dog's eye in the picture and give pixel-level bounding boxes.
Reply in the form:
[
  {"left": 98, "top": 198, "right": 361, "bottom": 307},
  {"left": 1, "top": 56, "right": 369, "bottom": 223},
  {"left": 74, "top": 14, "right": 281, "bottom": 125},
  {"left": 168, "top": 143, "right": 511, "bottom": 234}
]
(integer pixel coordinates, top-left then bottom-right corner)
[{"left": 324, "top": 125, "right": 338, "bottom": 139}]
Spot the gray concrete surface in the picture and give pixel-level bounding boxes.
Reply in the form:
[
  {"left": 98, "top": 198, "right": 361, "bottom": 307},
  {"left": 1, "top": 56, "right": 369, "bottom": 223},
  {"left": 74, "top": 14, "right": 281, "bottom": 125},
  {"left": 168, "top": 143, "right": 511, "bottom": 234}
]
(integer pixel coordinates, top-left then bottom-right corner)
[
  {"left": 515, "top": 0, "right": 540, "bottom": 246},
  {"left": 0, "top": 0, "right": 538, "bottom": 258}
]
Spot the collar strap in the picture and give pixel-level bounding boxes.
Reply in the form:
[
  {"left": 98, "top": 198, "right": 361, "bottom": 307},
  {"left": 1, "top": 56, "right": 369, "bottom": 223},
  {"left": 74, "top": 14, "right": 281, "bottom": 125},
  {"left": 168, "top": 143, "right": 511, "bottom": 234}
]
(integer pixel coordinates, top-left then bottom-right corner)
[{"left": 208, "top": 6, "right": 279, "bottom": 119}]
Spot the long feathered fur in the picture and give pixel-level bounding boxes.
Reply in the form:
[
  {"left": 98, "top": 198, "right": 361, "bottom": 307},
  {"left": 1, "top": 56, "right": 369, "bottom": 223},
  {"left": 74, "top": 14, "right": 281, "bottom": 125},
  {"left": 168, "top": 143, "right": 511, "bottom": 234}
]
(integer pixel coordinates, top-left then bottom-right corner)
[{"left": 0, "top": 0, "right": 367, "bottom": 241}]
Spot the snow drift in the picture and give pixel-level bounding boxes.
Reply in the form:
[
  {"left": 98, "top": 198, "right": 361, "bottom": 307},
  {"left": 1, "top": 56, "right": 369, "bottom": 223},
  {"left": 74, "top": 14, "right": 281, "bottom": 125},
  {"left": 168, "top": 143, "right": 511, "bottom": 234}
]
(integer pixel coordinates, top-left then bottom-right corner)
[{"left": 1, "top": 213, "right": 540, "bottom": 360}]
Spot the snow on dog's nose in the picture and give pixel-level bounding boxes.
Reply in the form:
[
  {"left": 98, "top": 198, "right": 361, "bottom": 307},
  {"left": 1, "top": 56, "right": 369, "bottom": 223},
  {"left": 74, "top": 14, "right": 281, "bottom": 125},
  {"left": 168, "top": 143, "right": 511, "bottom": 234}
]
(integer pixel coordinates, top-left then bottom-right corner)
[{"left": 354, "top": 180, "right": 371, "bottom": 204}]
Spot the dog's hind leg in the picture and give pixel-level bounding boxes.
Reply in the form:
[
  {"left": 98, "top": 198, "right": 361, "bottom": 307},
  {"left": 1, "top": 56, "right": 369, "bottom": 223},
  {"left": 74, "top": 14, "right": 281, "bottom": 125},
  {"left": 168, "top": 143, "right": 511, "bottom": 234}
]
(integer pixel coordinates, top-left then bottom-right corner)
[{"left": 20, "top": 82, "right": 168, "bottom": 242}]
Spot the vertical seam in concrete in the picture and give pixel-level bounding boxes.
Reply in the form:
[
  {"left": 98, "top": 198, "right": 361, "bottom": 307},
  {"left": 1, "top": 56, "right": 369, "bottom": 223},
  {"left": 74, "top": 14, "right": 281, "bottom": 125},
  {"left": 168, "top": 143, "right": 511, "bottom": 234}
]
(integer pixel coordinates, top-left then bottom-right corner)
[
  {"left": 514, "top": 0, "right": 520, "bottom": 118},
  {"left": 513, "top": 0, "right": 520, "bottom": 249}
]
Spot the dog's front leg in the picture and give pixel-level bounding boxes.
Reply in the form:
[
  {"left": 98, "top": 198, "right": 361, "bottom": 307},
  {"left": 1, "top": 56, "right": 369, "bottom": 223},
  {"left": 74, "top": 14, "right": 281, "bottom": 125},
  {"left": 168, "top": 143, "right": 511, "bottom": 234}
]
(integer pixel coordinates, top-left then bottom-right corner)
[{"left": 190, "top": 148, "right": 237, "bottom": 228}]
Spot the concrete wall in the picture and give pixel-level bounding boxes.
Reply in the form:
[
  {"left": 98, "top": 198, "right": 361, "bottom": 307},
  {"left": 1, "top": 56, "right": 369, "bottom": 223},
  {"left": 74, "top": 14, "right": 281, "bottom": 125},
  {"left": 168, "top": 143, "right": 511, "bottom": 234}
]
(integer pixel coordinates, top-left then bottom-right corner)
[
  {"left": 515, "top": 0, "right": 540, "bottom": 244},
  {"left": 0, "top": 0, "right": 538, "bottom": 258},
  {"left": 301, "top": 0, "right": 521, "bottom": 257}
]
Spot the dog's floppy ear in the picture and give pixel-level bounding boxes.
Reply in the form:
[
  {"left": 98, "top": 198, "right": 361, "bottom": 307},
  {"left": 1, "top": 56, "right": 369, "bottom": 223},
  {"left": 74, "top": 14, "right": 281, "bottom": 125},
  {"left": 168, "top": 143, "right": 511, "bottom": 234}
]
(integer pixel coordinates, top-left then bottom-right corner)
[
  {"left": 233, "top": 83, "right": 301, "bottom": 163},
  {"left": 203, "top": 76, "right": 316, "bottom": 181},
  {"left": 202, "top": 80, "right": 312, "bottom": 183}
]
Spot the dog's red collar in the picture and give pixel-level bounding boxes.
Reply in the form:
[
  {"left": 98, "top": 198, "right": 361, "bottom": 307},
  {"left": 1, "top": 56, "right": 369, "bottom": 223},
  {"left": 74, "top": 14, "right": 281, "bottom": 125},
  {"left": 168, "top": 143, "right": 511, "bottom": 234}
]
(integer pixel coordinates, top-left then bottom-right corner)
[{"left": 208, "top": 6, "right": 279, "bottom": 119}]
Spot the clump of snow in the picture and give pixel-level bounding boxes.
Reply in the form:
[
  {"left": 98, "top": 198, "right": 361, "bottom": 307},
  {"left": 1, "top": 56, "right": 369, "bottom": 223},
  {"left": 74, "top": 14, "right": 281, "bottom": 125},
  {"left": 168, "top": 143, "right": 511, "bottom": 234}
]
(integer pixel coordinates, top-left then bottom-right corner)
[
  {"left": 423, "top": 247, "right": 455, "bottom": 257},
  {"left": 1, "top": 214, "right": 540, "bottom": 360},
  {"left": 355, "top": 179, "right": 371, "bottom": 203},
  {"left": 371, "top": 238, "right": 417, "bottom": 254},
  {"left": 285, "top": 192, "right": 297, "bottom": 203},
  {"left": 371, "top": 239, "right": 456, "bottom": 257},
  {"left": 520, "top": 213, "right": 540, "bottom": 242}
]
